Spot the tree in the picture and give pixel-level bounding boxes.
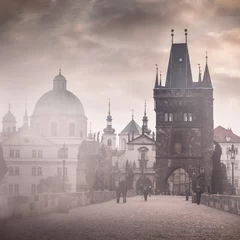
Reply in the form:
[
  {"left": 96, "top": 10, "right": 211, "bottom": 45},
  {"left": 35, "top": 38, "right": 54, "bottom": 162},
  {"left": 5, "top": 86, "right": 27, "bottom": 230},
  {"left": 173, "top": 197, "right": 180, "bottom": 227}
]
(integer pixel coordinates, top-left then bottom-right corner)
[{"left": 39, "top": 175, "right": 71, "bottom": 193}]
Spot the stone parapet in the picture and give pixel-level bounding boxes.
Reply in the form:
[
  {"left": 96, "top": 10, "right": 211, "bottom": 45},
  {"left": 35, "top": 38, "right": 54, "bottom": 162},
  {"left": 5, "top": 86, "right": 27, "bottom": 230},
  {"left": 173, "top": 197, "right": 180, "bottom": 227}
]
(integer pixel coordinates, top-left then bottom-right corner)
[
  {"left": 0, "top": 190, "right": 136, "bottom": 220},
  {"left": 192, "top": 193, "right": 240, "bottom": 216}
]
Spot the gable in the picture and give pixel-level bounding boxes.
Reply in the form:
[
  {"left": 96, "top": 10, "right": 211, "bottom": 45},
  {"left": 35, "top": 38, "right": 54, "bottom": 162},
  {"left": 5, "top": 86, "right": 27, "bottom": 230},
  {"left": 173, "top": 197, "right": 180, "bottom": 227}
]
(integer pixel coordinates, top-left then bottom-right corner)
[{"left": 128, "top": 134, "right": 155, "bottom": 145}]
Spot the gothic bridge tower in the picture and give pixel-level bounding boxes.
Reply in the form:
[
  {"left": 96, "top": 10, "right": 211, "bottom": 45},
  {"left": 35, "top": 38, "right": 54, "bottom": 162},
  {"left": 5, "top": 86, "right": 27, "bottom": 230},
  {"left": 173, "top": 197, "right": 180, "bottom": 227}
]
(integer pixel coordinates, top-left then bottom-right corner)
[{"left": 153, "top": 30, "right": 213, "bottom": 193}]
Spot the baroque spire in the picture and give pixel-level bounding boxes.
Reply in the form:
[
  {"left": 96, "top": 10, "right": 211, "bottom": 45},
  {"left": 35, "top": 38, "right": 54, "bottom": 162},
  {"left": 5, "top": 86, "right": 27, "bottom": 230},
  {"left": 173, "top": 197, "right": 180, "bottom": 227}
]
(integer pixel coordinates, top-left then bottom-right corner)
[
  {"left": 154, "top": 64, "right": 159, "bottom": 88},
  {"left": 202, "top": 51, "right": 212, "bottom": 88}
]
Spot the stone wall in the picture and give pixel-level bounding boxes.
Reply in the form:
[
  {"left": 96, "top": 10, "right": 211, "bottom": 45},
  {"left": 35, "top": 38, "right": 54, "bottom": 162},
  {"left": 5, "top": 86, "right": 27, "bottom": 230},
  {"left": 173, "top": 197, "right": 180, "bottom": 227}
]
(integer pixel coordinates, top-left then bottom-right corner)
[
  {"left": 0, "top": 190, "right": 136, "bottom": 220},
  {"left": 192, "top": 193, "right": 240, "bottom": 216}
]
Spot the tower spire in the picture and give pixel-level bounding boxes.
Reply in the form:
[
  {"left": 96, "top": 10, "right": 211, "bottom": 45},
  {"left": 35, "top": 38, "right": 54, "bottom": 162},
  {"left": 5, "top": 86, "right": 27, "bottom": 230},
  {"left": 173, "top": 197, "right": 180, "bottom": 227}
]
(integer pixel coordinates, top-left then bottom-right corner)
[
  {"left": 108, "top": 99, "right": 111, "bottom": 115},
  {"left": 198, "top": 64, "right": 202, "bottom": 82},
  {"left": 171, "top": 29, "right": 174, "bottom": 44},
  {"left": 185, "top": 29, "right": 188, "bottom": 43},
  {"left": 23, "top": 102, "right": 28, "bottom": 128},
  {"left": 154, "top": 64, "right": 159, "bottom": 88},
  {"left": 159, "top": 71, "right": 162, "bottom": 87},
  {"left": 132, "top": 109, "right": 134, "bottom": 120},
  {"left": 59, "top": 68, "right": 61, "bottom": 75},
  {"left": 144, "top": 100, "right": 146, "bottom": 116},
  {"left": 202, "top": 52, "right": 212, "bottom": 88}
]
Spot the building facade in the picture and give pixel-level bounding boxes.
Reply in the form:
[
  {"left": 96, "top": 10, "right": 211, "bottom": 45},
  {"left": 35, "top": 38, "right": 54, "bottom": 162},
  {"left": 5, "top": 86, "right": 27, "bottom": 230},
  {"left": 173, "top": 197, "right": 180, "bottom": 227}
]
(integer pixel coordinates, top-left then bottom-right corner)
[{"left": 214, "top": 126, "right": 240, "bottom": 195}]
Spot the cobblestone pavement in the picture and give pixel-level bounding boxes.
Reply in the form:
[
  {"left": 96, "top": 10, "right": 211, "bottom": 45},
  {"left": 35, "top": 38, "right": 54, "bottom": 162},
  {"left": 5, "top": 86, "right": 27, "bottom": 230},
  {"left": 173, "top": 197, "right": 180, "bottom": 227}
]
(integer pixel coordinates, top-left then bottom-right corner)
[{"left": 1, "top": 196, "right": 240, "bottom": 240}]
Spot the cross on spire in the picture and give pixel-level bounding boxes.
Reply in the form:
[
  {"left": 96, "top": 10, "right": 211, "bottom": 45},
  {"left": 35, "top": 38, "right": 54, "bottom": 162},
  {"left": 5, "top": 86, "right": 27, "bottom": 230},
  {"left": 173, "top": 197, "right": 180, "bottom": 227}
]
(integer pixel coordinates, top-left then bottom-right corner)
[
  {"left": 206, "top": 51, "right": 208, "bottom": 64},
  {"left": 132, "top": 109, "right": 134, "bottom": 120},
  {"left": 144, "top": 100, "right": 146, "bottom": 116},
  {"left": 108, "top": 99, "right": 111, "bottom": 115},
  {"left": 185, "top": 29, "right": 188, "bottom": 43}
]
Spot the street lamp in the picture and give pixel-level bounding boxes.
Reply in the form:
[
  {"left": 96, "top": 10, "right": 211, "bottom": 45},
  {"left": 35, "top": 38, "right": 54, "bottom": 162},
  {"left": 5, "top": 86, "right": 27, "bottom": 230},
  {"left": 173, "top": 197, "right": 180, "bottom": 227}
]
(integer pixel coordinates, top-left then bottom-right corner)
[
  {"left": 59, "top": 143, "right": 68, "bottom": 192},
  {"left": 229, "top": 144, "right": 236, "bottom": 195}
]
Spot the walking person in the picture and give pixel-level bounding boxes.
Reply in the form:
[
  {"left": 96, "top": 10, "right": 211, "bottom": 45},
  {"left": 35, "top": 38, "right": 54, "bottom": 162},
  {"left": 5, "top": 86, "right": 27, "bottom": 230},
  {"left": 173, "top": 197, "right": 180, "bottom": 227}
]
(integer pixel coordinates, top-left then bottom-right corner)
[
  {"left": 185, "top": 185, "right": 190, "bottom": 201},
  {"left": 143, "top": 185, "right": 149, "bottom": 201},
  {"left": 148, "top": 186, "right": 152, "bottom": 197},
  {"left": 116, "top": 184, "right": 121, "bottom": 203},
  {"left": 196, "top": 185, "right": 202, "bottom": 205}
]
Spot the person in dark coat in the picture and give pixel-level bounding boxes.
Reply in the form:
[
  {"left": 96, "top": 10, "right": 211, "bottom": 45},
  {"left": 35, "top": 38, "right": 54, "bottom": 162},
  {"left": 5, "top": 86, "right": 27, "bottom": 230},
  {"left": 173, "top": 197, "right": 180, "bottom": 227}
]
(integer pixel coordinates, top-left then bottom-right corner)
[
  {"left": 143, "top": 185, "right": 149, "bottom": 201},
  {"left": 196, "top": 186, "right": 202, "bottom": 205},
  {"left": 185, "top": 185, "right": 190, "bottom": 201},
  {"left": 148, "top": 186, "right": 152, "bottom": 197},
  {"left": 121, "top": 181, "right": 127, "bottom": 203},
  {"left": 116, "top": 185, "right": 121, "bottom": 203}
]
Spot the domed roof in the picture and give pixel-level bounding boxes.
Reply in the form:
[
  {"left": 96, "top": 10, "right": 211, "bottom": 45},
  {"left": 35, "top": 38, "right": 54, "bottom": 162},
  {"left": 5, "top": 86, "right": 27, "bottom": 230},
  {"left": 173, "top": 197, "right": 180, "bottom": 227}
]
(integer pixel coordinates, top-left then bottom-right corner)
[
  {"left": 32, "top": 71, "right": 85, "bottom": 116},
  {"left": 32, "top": 90, "right": 85, "bottom": 116},
  {"left": 2, "top": 111, "right": 16, "bottom": 123}
]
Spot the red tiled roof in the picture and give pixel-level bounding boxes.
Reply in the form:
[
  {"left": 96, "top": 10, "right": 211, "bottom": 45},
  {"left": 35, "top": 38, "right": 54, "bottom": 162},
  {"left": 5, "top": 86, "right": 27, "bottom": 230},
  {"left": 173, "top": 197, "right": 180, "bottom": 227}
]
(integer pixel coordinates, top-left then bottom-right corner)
[{"left": 214, "top": 126, "right": 240, "bottom": 143}]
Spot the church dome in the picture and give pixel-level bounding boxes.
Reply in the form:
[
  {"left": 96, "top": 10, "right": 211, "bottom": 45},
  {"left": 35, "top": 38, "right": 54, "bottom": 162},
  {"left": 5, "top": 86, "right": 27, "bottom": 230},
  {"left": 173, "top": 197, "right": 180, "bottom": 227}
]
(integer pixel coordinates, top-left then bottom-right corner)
[{"left": 32, "top": 70, "right": 85, "bottom": 116}]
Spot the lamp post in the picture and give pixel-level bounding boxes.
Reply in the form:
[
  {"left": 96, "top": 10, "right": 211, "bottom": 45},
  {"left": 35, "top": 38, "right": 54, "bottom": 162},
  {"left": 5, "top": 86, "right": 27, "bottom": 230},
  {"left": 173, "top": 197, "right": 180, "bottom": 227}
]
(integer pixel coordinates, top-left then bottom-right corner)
[
  {"left": 59, "top": 143, "right": 68, "bottom": 192},
  {"left": 229, "top": 144, "right": 236, "bottom": 195}
]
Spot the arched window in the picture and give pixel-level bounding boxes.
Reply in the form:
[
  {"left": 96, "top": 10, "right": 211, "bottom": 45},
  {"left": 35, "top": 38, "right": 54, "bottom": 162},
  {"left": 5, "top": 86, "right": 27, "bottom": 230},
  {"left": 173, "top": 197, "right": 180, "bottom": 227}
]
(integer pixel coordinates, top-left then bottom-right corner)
[
  {"left": 122, "top": 139, "right": 126, "bottom": 150},
  {"left": 50, "top": 122, "right": 57, "bottom": 137},
  {"left": 169, "top": 113, "right": 173, "bottom": 122},
  {"left": 107, "top": 139, "right": 112, "bottom": 146},
  {"left": 69, "top": 123, "right": 75, "bottom": 136}
]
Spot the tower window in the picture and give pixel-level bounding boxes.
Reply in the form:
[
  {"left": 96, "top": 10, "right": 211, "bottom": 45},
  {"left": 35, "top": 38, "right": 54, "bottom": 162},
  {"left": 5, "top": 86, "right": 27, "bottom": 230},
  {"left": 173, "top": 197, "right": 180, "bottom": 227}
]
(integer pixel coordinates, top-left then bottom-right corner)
[
  {"left": 164, "top": 113, "right": 168, "bottom": 121},
  {"left": 51, "top": 122, "right": 57, "bottom": 137},
  {"left": 183, "top": 113, "right": 188, "bottom": 122},
  {"left": 69, "top": 123, "right": 75, "bottom": 136},
  {"left": 188, "top": 113, "right": 193, "bottom": 122},
  {"left": 169, "top": 113, "right": 173, "bottom": 122},
  {"left": 107, "top": 139, "right": 112, "bottom": 146},
  {"left": 15, "top": 150, "right": 20, "bottom": 158},
  {"left": 172, "top": 132, "right": 183, "bottom": 154}
]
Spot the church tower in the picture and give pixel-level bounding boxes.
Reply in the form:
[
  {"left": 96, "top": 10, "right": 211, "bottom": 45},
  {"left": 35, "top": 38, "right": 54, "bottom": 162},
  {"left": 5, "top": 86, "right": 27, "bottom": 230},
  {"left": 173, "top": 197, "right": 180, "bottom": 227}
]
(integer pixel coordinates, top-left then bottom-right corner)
[
  {"left": 102, "top": 100, "right": 116, "bottom": 149},
  {"left": 23, "top": 103, "right": 29, "bottom": 128},
  {"left": 153, "top": 29, "right": 213, "bottom": 193},
  {"left": 1, "top": 103, "right": 17, "bottom": 137},
  {"left": 142, "top": 101, "right": 151, "bottom": 135}
]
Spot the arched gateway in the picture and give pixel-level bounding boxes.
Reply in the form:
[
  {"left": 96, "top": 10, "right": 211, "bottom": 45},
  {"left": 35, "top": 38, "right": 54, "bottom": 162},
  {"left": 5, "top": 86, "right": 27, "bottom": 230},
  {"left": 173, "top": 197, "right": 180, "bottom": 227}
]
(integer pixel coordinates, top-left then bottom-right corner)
[{"left": 153, "top": 31, "right": 213, "bottom": 193}]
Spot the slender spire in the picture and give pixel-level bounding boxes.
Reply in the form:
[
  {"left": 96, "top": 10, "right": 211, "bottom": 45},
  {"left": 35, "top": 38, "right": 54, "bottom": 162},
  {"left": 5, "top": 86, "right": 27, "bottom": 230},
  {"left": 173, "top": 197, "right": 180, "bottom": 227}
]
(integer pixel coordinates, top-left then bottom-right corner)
[
  {"left": 108, "top": 99, "right": 111, "bottom": 115},
  {"left": 202, "top": 52, "right": 212, "bottom": 88},
  {"left": 8, "top": 102, "right": 11, "bottom": 112},
  {"left": 159, "top": 71, "right": 162, "bottom": 87},
  {"left": 59, "top": 68, "right": 61, "bottom": 75},
  {"left": 154, "top": 64, "right": 159, "bottom": 88},
  {"left": 132, "top": 109, "right": 134, "bottom": 120},
  {"left": 185, "top": 29, "right": 188, "bottom": 43},
  {"left": 198, "top": 64, "right": 201, "bottom": 82},
  {"left": 171, "top": 29, "right": 174, "bottom": 44},
  {"left": 144, "top": 100, "right": 146, "bottom": 116},
  {"left": 23, "top": 102, "right": 28, "bottom": 127}
]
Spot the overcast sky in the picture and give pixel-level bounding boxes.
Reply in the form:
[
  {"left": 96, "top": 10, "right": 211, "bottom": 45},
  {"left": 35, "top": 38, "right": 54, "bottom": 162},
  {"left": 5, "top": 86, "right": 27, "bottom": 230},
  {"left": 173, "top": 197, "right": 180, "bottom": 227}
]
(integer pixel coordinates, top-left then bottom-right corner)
[{"left": 0, "top": 0, "right": 240, "bottom": 137}]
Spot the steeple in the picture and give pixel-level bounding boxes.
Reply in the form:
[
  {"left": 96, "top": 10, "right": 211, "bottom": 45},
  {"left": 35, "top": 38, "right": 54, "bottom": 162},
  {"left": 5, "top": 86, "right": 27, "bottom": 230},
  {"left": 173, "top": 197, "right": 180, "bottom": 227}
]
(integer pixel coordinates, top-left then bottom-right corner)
[
  {"left": 103, "top": 99, "right": 115, "bottom": 134},
  {"left": 23, "top": 102, "right": 29, "bottom": 128},
  {"left": 202, "top": 52, "right": 212, "bottom": 88},
  {"left": 165, "top": 29, "right": 193, "bottom": 88},
  {"left": 154, "top": 64, "right": 159, "bottom": 88},
  {"left": 142, "top": 100, "right": 151, "bottom": 135},
  {"left": 159, "top": 71, "right": 162, "bottom": 87},
  {"left": 198, "top": 64, "right": 202, "bottom": 82},
  {"left": 88, "top": 122, "right": 93, "bottom": 139}
]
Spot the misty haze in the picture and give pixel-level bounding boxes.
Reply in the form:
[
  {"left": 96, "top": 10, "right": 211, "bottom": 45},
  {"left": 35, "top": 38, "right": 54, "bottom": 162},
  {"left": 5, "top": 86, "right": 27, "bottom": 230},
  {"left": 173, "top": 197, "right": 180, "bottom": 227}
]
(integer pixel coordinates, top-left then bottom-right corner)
[{"left": 0, "top": 1, "right": 240, "bottom": 240}]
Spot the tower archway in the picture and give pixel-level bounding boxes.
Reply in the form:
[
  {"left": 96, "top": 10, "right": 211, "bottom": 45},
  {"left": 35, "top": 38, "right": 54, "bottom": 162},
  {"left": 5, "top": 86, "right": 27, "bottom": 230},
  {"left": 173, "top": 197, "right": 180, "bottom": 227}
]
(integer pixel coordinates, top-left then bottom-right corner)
[{"left": 165, "top": 167, "right": 192, "bottom": 195}]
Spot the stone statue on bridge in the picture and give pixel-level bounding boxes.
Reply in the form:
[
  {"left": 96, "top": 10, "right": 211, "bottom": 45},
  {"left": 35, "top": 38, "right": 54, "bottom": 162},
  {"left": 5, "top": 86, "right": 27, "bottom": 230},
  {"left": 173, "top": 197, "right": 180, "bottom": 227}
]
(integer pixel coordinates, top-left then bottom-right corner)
[{"left": 211, "top": 141, "right": 223, "bottom": 194}]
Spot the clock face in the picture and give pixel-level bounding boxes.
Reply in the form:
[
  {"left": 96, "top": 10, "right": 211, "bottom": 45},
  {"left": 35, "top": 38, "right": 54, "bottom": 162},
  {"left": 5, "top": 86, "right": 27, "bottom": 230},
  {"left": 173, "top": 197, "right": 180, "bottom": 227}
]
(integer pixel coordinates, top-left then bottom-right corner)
[{"left": 226, "top": 137, "right": 231, "bottom": 142}]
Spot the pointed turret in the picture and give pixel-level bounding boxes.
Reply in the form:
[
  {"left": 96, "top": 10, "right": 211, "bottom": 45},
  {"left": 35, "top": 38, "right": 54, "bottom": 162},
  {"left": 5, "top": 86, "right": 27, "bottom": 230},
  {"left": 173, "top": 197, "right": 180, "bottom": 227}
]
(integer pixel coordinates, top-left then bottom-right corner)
[
  {"left": 103, "top": 99, "right": 115, "bottom": 134},
  {"left": 154, "top": 64, "right": 159, "bottom": 88},
  {"left": 202, "top": 52, "right": 212, "bottom": 88},
  {"left": 159, "top": 71, "right": 162, "bottom": 87},
  {"left": 23, "top": 102, "right": 29, "bottom": 128},
  {"left": 198, "top": 64, "right": 202, "bottom": 82},
  {"left": 1, "top": 103, "right": 17, "bottom": 136},
  {"left": 88, "top": 122, "right": 93, "bottom": 140},
  {"left": 142, "top": 100, "right": 151, "bottom": 135}
]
